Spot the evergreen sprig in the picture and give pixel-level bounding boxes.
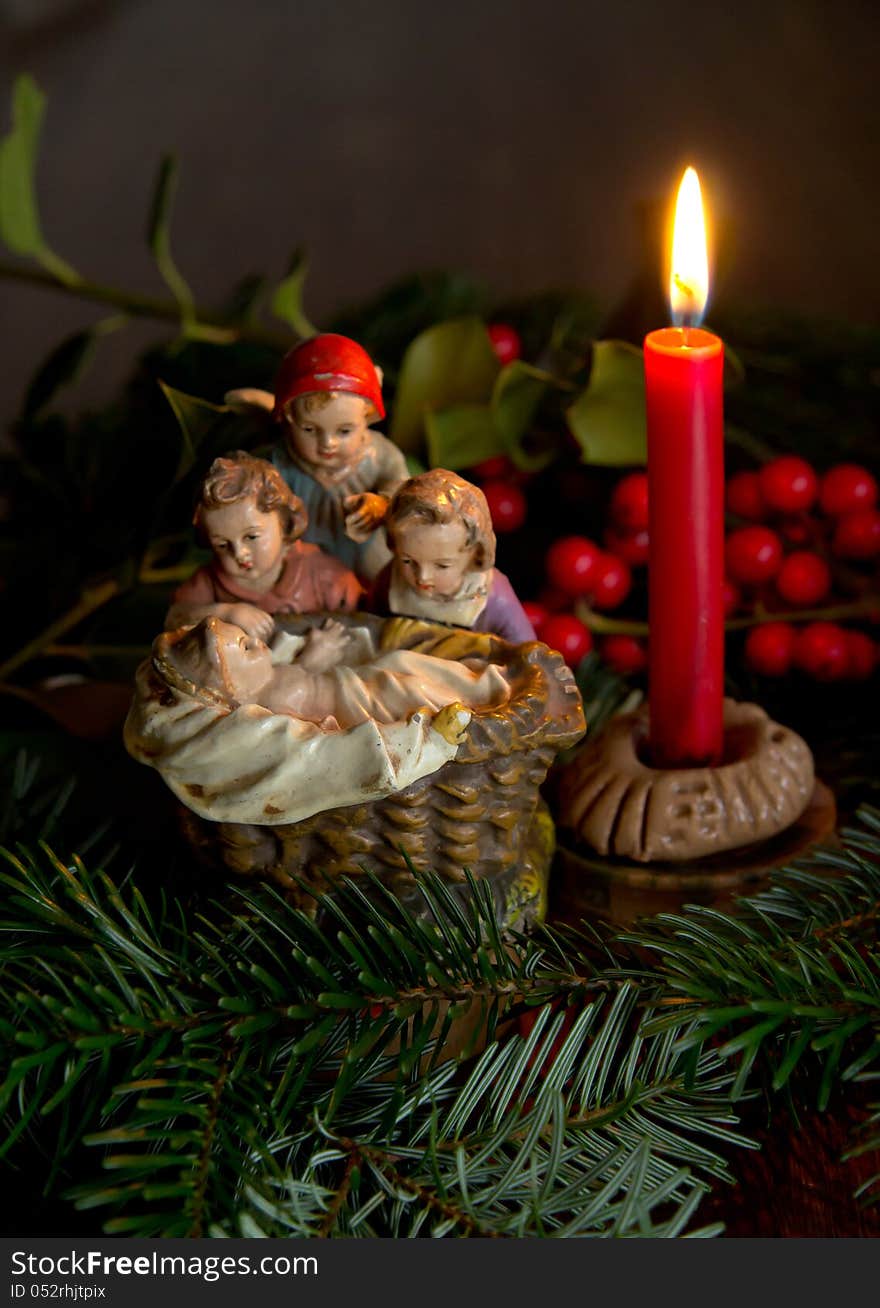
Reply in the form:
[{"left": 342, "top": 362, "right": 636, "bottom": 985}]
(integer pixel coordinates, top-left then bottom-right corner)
[
  {"left": 1, "top": 840, "right": 751, "bottom": 1237},
  {"left": 4, "top": 811, "right": 880, "bottom": 1235},
  {"left": 618, "top": 809, "right": 880, "bottom": 1111}
]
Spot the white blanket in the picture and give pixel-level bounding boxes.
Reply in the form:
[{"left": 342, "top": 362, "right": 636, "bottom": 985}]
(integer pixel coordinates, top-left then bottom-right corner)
[{"left": 124, "top": 646, "right": 509, "bottom": 826}]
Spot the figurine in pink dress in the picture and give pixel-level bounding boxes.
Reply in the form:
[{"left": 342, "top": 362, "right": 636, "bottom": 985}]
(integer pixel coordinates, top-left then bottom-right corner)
[
  {"left": 165, "top": 451, "right": 363, "bottom": 639},
  {"left": 226, "top": 334, "right": 408, "bottom": 582},
  {"left": 367, "top": 469, "right": 537, "bottom": 644}
]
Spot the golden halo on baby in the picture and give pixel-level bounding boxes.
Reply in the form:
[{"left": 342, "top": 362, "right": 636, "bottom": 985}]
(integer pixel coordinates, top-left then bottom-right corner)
[{"left": 152, "top": 617, "right": 242, "bottom": 712}]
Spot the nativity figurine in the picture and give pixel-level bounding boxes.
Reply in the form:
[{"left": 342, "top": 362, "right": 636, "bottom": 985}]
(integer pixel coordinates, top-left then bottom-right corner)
[
  {"left": 225, "top": 333, "right": 408, "bottom": 582},
  {"left": 367, "top": 468, "right": 537, "bottom": 644},
  {"left": 165, "top": 450, "right": 363, "bottom": 639},
  {"left": 125, "top": 601, "right": 585, "bottom": 929},
  {"left": 125, "top": 613, "right": 513, "bottom": 827}
]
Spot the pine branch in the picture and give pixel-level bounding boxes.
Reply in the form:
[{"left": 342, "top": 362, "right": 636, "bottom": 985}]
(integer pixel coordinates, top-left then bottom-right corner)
[
  {"left": 0, "top": 840, "right": 746, "bottom": 1237},
  {"left": 844, "top": 1103, "right": 880, "bottom": 1208},
  {"left": 617, "top": 808, "right": 880, "bottom": 1106},
  {"left": 4, "top": 807, "right": 880, "bottom": 1236}
]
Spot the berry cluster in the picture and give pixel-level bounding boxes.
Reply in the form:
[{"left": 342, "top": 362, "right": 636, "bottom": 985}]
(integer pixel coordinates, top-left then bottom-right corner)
[
  {"left": 726, "top": 458, "right": 879, "bottom": 599},
  {"left": 725, "top": 457, "right": 878, "bottom": 679},
  {"left": 744, "top": 621, "right": 875, "bottom": 682},
  {"left": 524, "top": 473, "right": 649, "bottom": 674}
]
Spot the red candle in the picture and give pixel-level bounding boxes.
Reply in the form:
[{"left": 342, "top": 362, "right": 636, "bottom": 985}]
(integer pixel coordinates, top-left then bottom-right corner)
[{"left": 644, "top": 169, "right": 725, "bottom": 768}]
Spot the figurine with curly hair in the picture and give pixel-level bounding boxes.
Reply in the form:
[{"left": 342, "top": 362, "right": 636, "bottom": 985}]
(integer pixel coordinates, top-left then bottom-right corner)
[
  {"left": 165, "top": 451, "right": 363, "bottom": 640},
  {"left": 368, "top": 469, "right": 536, "bottom": 644}
]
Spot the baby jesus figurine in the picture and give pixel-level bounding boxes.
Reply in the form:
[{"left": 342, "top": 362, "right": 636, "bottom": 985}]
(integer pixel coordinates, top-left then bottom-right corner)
[
  {"left": 153, "top": 615, "right": 509, "bottom": 733},
  {"left": 368, "top": 469, "right": 537, "bottom": 645},
  {"left": 225, "top": 333, "right": 408, "bottom": 582},
  {"left": 166, "top": 450, "right": 363, "bottom": 640},
  {"left": 127, "top": 613, "right": 513, "bottom": 827}
]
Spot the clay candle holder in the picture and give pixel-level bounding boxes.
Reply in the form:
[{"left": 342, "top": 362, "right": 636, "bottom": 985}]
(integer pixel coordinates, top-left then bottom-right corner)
[{"left": 557, "top": 698, "right": 815, "bottom": 864}]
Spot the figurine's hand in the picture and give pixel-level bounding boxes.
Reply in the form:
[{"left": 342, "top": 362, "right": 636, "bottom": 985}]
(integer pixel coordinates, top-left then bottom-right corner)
[
  {"left": 222, "top": 604, "right": 276, "bottom": 641},
  {"left": 223, "top": 387, "right": 275, "bottom": 416},
  {"left": 343, "top": 492, "right": 388, "bottom": 542},
  {"left": 298, "top": 618, "right": 351, "bottom": 672}
]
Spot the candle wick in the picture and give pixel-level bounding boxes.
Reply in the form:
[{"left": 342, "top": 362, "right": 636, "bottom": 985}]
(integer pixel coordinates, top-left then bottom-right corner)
[{"left": 671, "top": 273, "right": 700, "bottom": 330}]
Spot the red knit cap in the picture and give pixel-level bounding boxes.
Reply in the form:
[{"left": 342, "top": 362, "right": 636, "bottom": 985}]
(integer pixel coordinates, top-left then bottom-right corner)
[{"left": 272, "top": 334, "right": 385, "bottom": 421}]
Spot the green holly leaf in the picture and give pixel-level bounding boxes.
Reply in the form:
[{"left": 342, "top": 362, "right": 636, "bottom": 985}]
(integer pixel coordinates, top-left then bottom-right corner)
[
  {"left": 22, "top": 316, "right": 127, "bottom": 418},
  {"left": 391, "top": 316, "right": 500, "bottom": 455},
  {"left": 405, "top": 452, "right": 427, "bottom": 476},
  {"left": 218, "top": 273, "right": 269, "bottom": 326},
  {"left": 492, "top": 360, "right": 567, "bottom": 471},
  {"left": 566, "top": 339, "right": 647, "bottom": 466},
  {"left": 271, "top": 247, "right": 317, "bottom": 338},
  {"left": 0, "top": 74, "right": 79, "bottom": 284},
  {"left": 425, "top": 404, "right": 502, "bottom": 471},
  {"left": 159, "top": 382, "right": 272, "bottom": 483},
  {"left": 159, "top": 383, "right": 229, "bottom": 481},
  {"left": 0, "top": 74, "right": 43, "bottom": 257}
]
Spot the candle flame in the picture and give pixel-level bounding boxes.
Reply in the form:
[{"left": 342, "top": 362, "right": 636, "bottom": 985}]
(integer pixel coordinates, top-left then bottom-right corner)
[{"left": 669, "top": 166, "right": 710, "bottom": 326}]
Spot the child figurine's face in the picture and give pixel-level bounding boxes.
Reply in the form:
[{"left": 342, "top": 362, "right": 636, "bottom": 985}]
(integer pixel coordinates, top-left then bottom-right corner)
[
  {"left": 393, "top": 519, "right": 478, "bottom": 598},
  {"left": 203, "top": 496, "right": 285, "bottom": 590},
  {"left": 285, "top": 394, "right": 372, "bottom": 475}
]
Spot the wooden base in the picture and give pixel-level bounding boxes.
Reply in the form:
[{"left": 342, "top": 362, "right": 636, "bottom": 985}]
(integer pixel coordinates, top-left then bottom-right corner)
[{"left": 551, "top": 779, "right": 837, "bottom": 927}]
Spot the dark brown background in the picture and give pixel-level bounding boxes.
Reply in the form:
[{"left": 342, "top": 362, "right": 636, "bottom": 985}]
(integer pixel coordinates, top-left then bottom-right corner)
[{"left": 1, "top": 0, "right": 877, "bottom": 434}]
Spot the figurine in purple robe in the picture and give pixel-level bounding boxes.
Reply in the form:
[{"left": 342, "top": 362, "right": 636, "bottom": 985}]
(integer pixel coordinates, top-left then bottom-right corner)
[{"left": 367, "top": 469, "right": 536, "bottom": 645}]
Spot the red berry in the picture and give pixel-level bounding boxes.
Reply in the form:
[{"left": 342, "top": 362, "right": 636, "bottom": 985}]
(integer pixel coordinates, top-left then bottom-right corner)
[
  {"left": 482, "top": 479, "right": 527, "bottom": 533},
  {"left": 775, "top": 551, "right": 831, "bottom": 607},
  {"left": 470, "top": 454, "right": 513, "bottom": 480},
  {"left": 723, "top": 577, "right": 742, "bottom": 618},
  {"left": 545, "top": 535, "right": 602, "bottom": 597},
  {"left": 832, "top": 508, "right": 880, "bottom": 560},
  {"left": 604, "top": 524, "right": 650, "bottom": 567},
  {"left": 846, "top": 630, "right": 876, "bottom": 680},
  {"left": 609, "top": 472, "right": 649, "bottom": 531},
  {"left": 819, "top": 464, "right": 878, "bottom": 517},
  {"left": 725, "top": 526, "right": 784, "bottom": 586},
  {"left": 591, "top": 553, "right": 632, "bottom": 610},
  {"left": 487, "top": 322, "right": 521, "bottom": 365},
  {"left": 744, "top": 622, "right": 795, "bottom": 677},
  {"left": 599, "top": 634, "right": 647, "bottom": 675},
  {"left": 726, "top": 470, "right": 765, "bottom": 521},
  {"left": 758, "top": 456, "right": 818, "bottom": 514},
  {"left": 794, "top": 622, "right": 849, "bottom": 681},
  {"left": 540, "top": 614, "right": 593, "bottom": 666},
  {"left": 522, "top": 600, "right": 548, "bottom": 635}
]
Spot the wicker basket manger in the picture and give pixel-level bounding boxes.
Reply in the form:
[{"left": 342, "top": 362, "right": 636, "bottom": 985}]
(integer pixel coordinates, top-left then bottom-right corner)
[{"left": 162, "top": 613, "right": 585, "bottom": 929}]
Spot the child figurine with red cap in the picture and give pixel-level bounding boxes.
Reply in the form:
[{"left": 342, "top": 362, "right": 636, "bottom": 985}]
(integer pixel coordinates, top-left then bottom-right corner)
[{"left": 226, "top": 334, "right": 407, "bottom": 582}]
